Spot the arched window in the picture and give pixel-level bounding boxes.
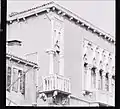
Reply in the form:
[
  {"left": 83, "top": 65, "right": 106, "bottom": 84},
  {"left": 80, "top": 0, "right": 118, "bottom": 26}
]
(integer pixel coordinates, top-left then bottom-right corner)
[
  {"left": 84, "top": 66, "right": 87, "bottom": 90},
  {"left": 91, "top": 67, "right": 96, "bottom": 89},
  {"left": 105, "top": 73, "right": 109, "bottom": 91},
  {"left": 111, "top": 75, "right": 115, "bottom": 94},
  {"left": 98, "top": 69, "right": 103, "bottom": 90},
  {"left": 83, "top": 54, "right": 88, "bottom": 90}
]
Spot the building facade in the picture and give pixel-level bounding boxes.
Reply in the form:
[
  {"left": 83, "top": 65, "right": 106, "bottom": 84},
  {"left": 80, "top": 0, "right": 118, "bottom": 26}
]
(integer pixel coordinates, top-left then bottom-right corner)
[
  {"left": 6, "top": 52, "right": 39, "bottom": 106},
  {"left": 6, "top": 2, "right": 115, "bottom": 106}
]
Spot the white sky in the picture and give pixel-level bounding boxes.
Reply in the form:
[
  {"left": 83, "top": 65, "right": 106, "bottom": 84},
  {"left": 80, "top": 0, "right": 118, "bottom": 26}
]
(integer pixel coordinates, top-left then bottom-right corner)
[{"left": 7, "top": 0, "right": 115, "bottom": 37}]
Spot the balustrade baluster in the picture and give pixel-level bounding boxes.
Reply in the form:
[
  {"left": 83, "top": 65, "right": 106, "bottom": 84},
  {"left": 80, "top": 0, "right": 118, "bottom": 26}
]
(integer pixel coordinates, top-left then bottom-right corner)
[
  {"left": 62, "top": 78, "right": 64, "bottom": 91},
  {"left": 49, "top": 77, "right": 51, "bottom": 90},
  {"left": 64, "top": 79, "right": 66, "bottom": 92},
  {"left": 47, "top": 78, "right": 49, "bottom": 91},
  {"left": 51, "top": 76, "right": 53, "bottom": 90}
]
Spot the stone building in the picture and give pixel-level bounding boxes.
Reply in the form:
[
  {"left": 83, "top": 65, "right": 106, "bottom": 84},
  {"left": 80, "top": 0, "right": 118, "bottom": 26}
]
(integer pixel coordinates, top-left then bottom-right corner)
[{"left": 6, "top": 2, "right": 115, "bottom": 106}]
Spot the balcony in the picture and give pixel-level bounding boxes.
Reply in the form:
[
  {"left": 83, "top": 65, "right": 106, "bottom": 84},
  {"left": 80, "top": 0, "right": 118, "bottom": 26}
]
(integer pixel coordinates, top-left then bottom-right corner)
[
  {"left": 95, "top": 90, "right": 114, "bottom": 106},
  {"left": 42, "top": 74, "right": 71, "bottom": 95}
]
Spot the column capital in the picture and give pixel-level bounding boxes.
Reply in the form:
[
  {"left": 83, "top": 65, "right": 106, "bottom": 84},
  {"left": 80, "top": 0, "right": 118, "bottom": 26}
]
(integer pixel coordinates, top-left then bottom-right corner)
[
  {"left": 101, "top": 71, "right": 106, "bottom": 76},
  {"left": 108, "top": 73, "right": 112, "bottom": 79}
]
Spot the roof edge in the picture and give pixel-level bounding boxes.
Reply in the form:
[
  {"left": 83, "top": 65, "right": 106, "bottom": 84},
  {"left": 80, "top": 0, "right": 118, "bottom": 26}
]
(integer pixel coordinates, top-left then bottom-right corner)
[{"left": 7, "top": 1, "right": 115, "bottom": 44}]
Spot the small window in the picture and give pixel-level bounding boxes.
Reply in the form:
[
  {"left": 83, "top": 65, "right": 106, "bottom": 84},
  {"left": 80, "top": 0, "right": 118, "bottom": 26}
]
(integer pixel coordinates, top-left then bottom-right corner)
[
  {"left": 12, "top": 68, "right": 18, "bottom": 92},
  {"left": 6, "top": 67, "right": 12, "bottom": 92},
  {"left": 99, "top": 71, "right": 103, "bottom": 90},
  {"left": 105, "top": 73, "right": 109, "bottom": 91},
  {"left": 19, "top": 70, "right": 25, "bottom": 95}
]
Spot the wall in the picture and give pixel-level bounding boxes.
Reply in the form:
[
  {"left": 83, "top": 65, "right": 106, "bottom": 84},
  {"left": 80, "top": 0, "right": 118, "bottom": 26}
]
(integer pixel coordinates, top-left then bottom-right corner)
[
  {"left": 63, "top": 15, "right": 115, "bottom": 103},
  {"left": 7, "top": 13, "right": 52, "bottom": 90},
  {"left": 64, "top": 19, "right": 83, "bottom": 97}
]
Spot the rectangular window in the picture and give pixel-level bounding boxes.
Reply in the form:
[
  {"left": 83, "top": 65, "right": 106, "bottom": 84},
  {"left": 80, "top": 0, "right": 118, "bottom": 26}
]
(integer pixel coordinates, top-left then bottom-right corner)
[
  {"left": 12, "top": 68, "right": 18, "bottom": 92},
  {"left": 6, "top": 67, "right": 12, "bottom": 92},
  {"left": 19, "top": 70, "right": 25, "bottom": 95}
]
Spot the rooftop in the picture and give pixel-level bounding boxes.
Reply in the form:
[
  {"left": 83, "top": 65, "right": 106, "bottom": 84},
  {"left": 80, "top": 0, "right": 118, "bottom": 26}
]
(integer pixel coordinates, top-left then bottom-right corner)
[{"left": 7, "top": 1, "right": 115, "bottom": 45}]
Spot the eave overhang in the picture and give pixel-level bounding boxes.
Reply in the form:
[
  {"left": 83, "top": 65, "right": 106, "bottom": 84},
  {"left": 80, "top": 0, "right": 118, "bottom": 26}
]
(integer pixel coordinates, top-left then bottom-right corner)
[
  {"left": 7, "top": 1, "right": 115, "bottom": 45},
  {"left": 6, "top": 53, "right": 39, "bottom": 69}
]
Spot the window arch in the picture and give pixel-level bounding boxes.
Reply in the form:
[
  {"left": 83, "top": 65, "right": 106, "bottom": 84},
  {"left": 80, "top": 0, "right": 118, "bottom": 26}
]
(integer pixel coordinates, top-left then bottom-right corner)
[
  {"left": 98, "top": 69, "right": 103, "bottom": 90},
  {"left": 91, "top": 67, "right": 96, "bottom": 89},
  {"left": 111, "top": 75, "right": 115, "bottom": 94},
  {"left": 83, "top": 54, "right": 88, "bottom": 67},
  {"left": 105, "top": 73, "right": 109, "bottom": 91}
]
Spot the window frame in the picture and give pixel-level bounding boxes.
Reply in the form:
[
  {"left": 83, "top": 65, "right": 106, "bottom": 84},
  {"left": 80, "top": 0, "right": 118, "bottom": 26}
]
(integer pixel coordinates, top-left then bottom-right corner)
[
  {"left": 6, "top": 65, "right": 12, "bottom": 92},
  {"left": 91, "top": 67, "right": 96, "bottom": 89},
  {"left": 11, "top": 65, "right": 23, "bottom": 93},
  {"left": 105, "top": 73, "right": 109, "bottom": 91}
]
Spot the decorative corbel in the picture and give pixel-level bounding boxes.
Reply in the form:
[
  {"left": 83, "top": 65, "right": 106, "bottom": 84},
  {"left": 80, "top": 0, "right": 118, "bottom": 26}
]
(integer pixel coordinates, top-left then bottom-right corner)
[
  {"left": 58, "top": 10, "right": 62, "bottom": 14},
  {"left": 52, "top": 7, "right": 55, "bottom": 11},
  {"left": 23, "top": 17, "right": 26, "bottom": 21},
  {"left": 17, "top": 18, "right": 20, "bottom": 22},
  {"left": 9, "top": 20, "right": 12, "bottom": 24},
  {"left": 81, "top": 22, "right": 84, "bottom": 26},
  {"left": 46, "top": 8, "right": 50, "bottom": 13},
  {"left": 76, "top": 20, "right": 80, "bottom": 24},
  {"left": 69, "top": 17, "right": 73, "bottom": 21},
  {"left": 61, "top": 13, "right": 66, "bottom": 17},
  {"left": 35, "top": 13, "right": 38, "bottom": 17}
]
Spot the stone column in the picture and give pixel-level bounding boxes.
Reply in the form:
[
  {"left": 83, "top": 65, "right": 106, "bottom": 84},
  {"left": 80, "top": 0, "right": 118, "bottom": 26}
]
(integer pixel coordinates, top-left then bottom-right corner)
[
  {"left": 59, "top": 23, "right": 64, "bottom": 76},
  {"left": 86, "top": 65, "right": 92, "bottom": 91},
  {"left": 82, "top": 40, "right": 88, "bottom": 91},
  {"left": 108, "top": 74, "right": 112, "bottom": 93},
  {"left": 95, "top": 69, "right": 99, "bottom": 90},
  {"left": 49, "top": 19, "right": 54, "bottom": 75}
]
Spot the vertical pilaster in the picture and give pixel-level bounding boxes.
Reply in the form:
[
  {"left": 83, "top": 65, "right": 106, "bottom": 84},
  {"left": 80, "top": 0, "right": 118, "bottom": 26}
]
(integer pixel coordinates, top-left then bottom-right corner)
[
  {"left": 102, "top": 72, "right": 106, "bottom": 91},
  {"left": 49, "top": 19, "right": 54, "bottom": 75},
  {"left": 109, "top": 74, "right": 112, "bottom": 93},
  {"left": 86, "top": 65, "right": 92, "bottom": 91},
  {"left": 95, "top": 69, "right": 99, "bottom": 90},
  {"left": 59, "top": 22, "right": 64, "bottom": 76},
  {"left": 82, "top": 40, "right": 88, "bottom": 91}
]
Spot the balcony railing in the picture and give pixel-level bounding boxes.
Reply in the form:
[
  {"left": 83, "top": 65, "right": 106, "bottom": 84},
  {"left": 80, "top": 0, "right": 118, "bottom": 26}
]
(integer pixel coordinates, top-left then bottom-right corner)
[
  {"left": 42, "top": 74, "right": 71, "bottom": 94},
  {"left": 95, "top": 90, "right": 114, "bottom": 106}
]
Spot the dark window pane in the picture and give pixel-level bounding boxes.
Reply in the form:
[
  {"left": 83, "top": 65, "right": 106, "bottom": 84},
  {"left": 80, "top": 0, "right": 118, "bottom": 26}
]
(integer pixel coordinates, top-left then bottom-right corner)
[
  {"left": 12, "top": 68, "right": 18, "bottom": 92},
  {"left": 7, "top": 67, "right": 11, "bottom": 92}
]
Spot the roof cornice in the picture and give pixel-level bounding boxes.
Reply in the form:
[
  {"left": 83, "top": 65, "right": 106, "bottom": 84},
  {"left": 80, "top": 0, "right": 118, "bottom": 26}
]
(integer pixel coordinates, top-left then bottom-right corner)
[
  {"left": 6, "top": 53, "right": 39, "bottom": 69},
  {"left": 7, "top": 1, "right": 115, "bottom": 45}
]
